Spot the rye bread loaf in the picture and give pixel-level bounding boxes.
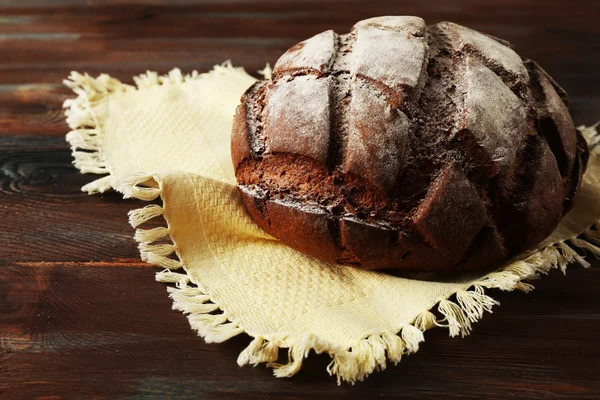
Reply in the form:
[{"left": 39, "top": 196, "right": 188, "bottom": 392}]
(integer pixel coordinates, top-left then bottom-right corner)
[{"left": 231, "top": 16, "right": 589, "bottom": 272}]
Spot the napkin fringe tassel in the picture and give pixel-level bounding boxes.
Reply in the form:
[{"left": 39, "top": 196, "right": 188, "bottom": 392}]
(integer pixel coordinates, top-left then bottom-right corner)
[
  {"left": 63, "top": 71, "right": 128, "bottom": 192},
  {"left": 118, "top": 170, "right": 600, "bottom": 385},
  {"left": 63, "top": 61, "right": 249, "bottom": 195},
  {"left": 65, "top": 67, "right": 600, "bottom": 385}
]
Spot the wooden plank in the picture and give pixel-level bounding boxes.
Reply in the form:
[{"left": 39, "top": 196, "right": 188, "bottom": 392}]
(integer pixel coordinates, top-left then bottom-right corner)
[
  {"left": 1, "top": 262, "right": 599, "bottom": 398},
  {"left": 0, "top": 136, "right": 152, "bottom": 262},
  {"left": 2, "top": 4, "right": 594, "bottom": 43},
  {"left": 0, "top": 84, "right": 70, "bottom": 136}
]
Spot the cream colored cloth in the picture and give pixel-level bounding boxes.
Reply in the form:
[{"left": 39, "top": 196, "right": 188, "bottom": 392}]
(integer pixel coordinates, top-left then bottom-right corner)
[{"left": 64, "top": 63, "right": 600, "bottom": 384}]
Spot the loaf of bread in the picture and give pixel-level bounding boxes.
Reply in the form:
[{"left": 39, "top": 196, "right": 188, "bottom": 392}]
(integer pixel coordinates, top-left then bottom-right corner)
[{"left": 231, "top": 16, "right": 588, "bottom": 271}]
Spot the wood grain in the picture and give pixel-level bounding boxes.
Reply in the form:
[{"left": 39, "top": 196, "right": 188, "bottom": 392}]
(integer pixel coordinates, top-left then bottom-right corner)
[
  {"left": 1, "top": 0, "right": 599, "bottom": 398},
  {"left": 2, "top": 263, "right": 599, "bottom": 399},
  {"left": 0, "top": 137, "right": 151, "bottom": 262},
  {"left": 0, "top": 84, "right": 71, "bottom": 136}
]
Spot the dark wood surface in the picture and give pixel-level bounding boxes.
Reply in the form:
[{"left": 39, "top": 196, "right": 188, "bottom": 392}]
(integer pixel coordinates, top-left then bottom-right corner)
[{"left": 1, "top": 1, "right": 599, "bottom": 398}]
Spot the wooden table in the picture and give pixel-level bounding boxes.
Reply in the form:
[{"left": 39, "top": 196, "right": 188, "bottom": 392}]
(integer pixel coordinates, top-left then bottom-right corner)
[{"left": 1, "top": 1, "right": 599, "bottom": 398}]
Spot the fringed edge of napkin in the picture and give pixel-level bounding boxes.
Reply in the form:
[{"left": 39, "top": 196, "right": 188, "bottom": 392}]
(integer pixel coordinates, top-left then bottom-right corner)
[
  {"left": 63, "top": 67, "right": 600, "bottom": 385},
  {"left": 63, "top": 61, "right": 253, "bottom": 195}
]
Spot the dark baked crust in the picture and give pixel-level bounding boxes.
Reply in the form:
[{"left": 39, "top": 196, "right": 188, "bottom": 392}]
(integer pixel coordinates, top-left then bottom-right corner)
[{"left": 231, "top": 16, "right": 589, "bottom": 271}]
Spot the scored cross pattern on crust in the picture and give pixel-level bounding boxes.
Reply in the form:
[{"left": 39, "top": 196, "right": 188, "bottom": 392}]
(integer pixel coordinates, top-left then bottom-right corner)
[{"left": 232, "top": 16, "right": 588, "bottom": 272}]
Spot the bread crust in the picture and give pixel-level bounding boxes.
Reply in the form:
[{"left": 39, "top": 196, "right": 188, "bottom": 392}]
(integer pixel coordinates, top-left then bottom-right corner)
[{"left": 231, "top": 16, "right": 588, "bottom": 271}]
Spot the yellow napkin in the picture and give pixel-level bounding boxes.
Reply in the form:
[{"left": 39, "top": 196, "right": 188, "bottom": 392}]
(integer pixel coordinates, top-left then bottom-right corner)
[{"left": 64, "top": 63, "right": 600, "bottom": 384}]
